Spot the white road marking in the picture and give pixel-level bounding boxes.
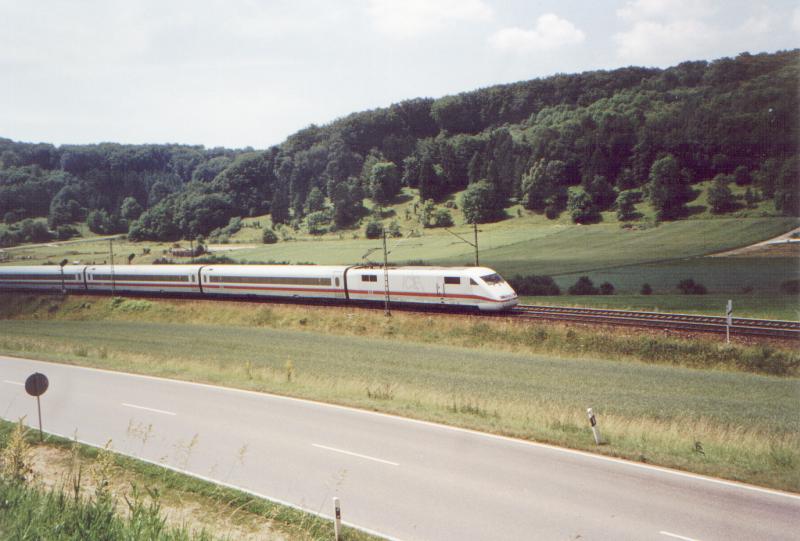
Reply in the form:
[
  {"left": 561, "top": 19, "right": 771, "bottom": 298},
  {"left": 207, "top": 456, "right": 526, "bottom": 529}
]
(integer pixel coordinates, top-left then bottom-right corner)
[
  {"left": 6, "top": 355, "right": 800, "bottom": 502},
  {"left": 312, "top": 443, "right": 399, "bottom": 466},
  {"left": 121, "top": 402, "right": 176, "bottom": 416},
  {"left": 660, "top": 531, "right": 701, "bottom": 541},
  {"left": 32, "top": 425, "right": 400, "bottom": 541},
  {"left": 3, "top": 380, "right": 23, "bottom": 386}
]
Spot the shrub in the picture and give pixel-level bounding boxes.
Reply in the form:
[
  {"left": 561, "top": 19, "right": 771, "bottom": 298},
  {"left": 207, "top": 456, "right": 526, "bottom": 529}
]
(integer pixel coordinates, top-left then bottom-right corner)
[
  {"left": 568, "top": 276, "right": 599, "bottom": 295},
  {"left": 677, "top": 278, "right": 708, "bottom": 295},
  {"left": 567, "top": 191, "right": 601, "bottom": 224},
  {"left": 780, "top": 279, "right": 799, "bottom": 294},
  {"left": 599, "top": 282, "right": 615, "bottom": 295},
  {"left": 641, "top": 283, "right": 653, "bottom": 295},
  {"left": 365, "top": 220, "right": 384, "bottom": 239},
  {"left": 55, "top": 225, "right": 79, "bottom": 241},
  {"left": 262, "top": 228, "right": 278, "bottom": 244},
  {"left": 508, "top": 275, "right": 561, "bottom": 296},
  {"left": 431, "top": 209, "right": 454, "bottom": 228}
]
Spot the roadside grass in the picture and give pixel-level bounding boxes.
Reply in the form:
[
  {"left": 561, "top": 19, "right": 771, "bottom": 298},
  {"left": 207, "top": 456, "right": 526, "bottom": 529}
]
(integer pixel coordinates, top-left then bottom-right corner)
[
  {"left": 522, "top": 294, "right": 800, "bottom": 321},
  {"left": 0, "top": 419, "right": 375, "bottom": 541},
  {"left": 0, "top": 295, "right": 798, "bottom": 492}
]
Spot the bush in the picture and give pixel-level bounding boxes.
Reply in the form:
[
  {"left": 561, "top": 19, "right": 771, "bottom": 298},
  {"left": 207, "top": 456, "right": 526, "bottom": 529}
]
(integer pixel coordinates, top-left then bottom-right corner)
[
  {"left": 780, "top": 279, "right": 799, "bottom": 294},
  {"left": 677, "top": 278, "right": 708, "bottom": 295},
  {"left": 641, "top": 283, "right": 653, "bottom": 295},
  {"left": 55, "top": 225, "right": 79, "bottom": 240},
  {"left": 568, "top": 276, "right": 599, "bottom": 295},
  {"left": 567, "top": 191, "right": 601, "bottom": 224},
  {"left": 508, "top": 275, "right": 561, "bottom": 296},
  {"left": 599, "top": 282, "right": 615, "bottom": 295},
  {"left": 365, "top": 220, "right": 384, "bottom": 239},
  {"left": 431, "top": 209, "right": 454, "bottom": 228},
  {"left": 262, "top": 228, "right": 278, "bottom": 244}
]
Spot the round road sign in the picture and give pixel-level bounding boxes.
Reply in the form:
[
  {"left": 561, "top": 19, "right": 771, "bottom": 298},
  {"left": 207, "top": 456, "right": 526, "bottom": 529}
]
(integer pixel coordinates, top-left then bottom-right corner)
[{"left": 25, "top": 372, "right": 49, "bottom": 397}]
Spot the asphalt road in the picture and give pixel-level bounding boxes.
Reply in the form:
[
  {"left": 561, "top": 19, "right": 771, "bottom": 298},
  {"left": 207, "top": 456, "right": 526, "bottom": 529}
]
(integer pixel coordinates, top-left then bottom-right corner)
[{"left": 1, "top": 355, "right": 797, "bottom": 540}]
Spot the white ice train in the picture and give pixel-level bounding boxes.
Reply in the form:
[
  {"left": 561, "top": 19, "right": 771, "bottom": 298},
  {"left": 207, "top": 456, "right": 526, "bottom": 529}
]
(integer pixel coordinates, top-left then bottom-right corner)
[{"left": 0, "top": 264, "right": 519, "bottom": 311}]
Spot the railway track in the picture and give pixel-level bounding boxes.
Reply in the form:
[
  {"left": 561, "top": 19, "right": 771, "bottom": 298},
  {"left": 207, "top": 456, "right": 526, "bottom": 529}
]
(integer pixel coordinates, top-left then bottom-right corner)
[{"left": 511, "top": 304, "right": 800, "bottom": 339}]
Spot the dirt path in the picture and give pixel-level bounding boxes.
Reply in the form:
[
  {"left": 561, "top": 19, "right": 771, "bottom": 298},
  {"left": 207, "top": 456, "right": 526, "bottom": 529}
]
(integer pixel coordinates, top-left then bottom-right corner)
[{"left": 710, "top": 226, "right": 800, "bottom": 257}]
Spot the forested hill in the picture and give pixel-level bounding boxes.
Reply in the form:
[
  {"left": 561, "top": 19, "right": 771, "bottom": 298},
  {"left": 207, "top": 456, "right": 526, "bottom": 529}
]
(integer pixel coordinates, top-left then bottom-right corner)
[{"left": 1, "top": 49, "right": 798, "bottom": 246}]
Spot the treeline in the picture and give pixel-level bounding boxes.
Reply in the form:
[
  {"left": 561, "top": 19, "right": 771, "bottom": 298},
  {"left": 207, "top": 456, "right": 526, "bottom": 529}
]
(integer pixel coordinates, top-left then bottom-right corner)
[{"left": 1, "top": 49, "right": 797, "bottom": 244}]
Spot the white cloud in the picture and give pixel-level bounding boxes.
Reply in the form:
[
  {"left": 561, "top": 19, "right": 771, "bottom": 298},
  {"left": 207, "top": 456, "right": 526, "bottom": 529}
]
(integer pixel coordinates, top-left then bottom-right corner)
[
  {"left": 617, "top": 0, "right": 718, "bottom": 22},
  {"left": 614, "top": 19, "right": 718, "bottom": 65},
  {"left": 367, "top": 0, "right": 493, "bottom": 38},
  {"left": 792, "top": 7, "right": 800, "bottom": 32},
  {"left": 489, "top": 13, "right": 585, "bottom": 53}
]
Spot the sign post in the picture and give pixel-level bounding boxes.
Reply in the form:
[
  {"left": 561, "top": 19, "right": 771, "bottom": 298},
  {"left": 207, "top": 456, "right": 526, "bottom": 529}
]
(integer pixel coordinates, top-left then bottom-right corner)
[
  {"left": 726, "top": 299, "right": 733, "bottom": 344},
  {"left": 333, "top": 497, "right": 342, "bottom": 540},
  {"left": 587, "top": 407, "right": 601, "bottom": 445},
  {"left": 24, "top": 372, "right": 49, "bottom": 442}
]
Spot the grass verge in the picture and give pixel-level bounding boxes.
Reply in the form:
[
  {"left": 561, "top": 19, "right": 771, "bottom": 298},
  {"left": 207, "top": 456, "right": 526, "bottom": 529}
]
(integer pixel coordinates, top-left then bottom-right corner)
[
  {"left": 0, "top": 294, "right": 798, "bottom": 493},
  {"left": 0, "top": 419, "right": 376, "bottom": 540}
]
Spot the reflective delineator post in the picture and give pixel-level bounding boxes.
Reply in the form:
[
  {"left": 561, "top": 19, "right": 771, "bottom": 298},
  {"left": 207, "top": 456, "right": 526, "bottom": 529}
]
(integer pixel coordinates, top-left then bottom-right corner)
[
  {"left": 333, "top": 497, "right": 341, "bottom": 541},
  {"left": 587, "top": 407, "right": 601, "bottom": 445},
  {"left": 726, "top": 299, "right": 733, "bottom": 344}
]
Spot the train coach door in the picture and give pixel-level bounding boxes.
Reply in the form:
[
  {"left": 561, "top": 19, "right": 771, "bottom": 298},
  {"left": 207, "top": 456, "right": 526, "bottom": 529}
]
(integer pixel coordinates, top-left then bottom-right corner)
[
  {"left": 332, "top": 270, "right": 345, "bottom": 299},
  {"left": 437, "top": 277, "right": 446, "bottom": 304}
]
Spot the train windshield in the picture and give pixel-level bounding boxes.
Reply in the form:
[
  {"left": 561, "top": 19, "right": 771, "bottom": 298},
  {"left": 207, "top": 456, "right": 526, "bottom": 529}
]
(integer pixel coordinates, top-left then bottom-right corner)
[{"left": 480, "top": 273, "right": 506, "bottom": 285}]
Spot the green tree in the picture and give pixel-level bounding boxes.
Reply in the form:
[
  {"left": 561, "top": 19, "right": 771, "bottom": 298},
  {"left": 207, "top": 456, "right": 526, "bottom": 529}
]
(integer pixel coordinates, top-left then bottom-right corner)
[
  {"left": 262, "top": 228, "right": 278, "bottom": 244},
  {"left": 365, "top": 220, "right": 383, "bottom": 239},
  {"left": 522, "top": 159, "right": 567, "bottom": 212},
  {"left": 567, "top": 190, "right": 601, "bottom": 224},
  {"left": 306, "top": 211, "right": 329, "bottom": 235},
  {"left": 707, "top": 175, "right": 736, "bottom": 214},
  {"left": 460, "top": 181, "right": 506, "bottom": 224},
  {"left": 119, "top": 197, "right": 143, "bottom": 221},
  {"left": 270, "top": 185, "right": 291, "bottom": 225},
  {"left": 615, "top": 190, "right": 641, "bottom": 221},
  {"left": 733, "top": 165, "right": 752, "bottom": 186},
  {"left": 647, "top": 155, "right": 693, "bottom": 220},
  {"left": 305, "top": 187, "right": 326, "bottom": 213},
  {"left": 369, "top": 161, "right": 401, "bottom": 205},
  {"left": 587, "top": 175, "right": 616, "bottom": 211},
  {"left": 774, "top": 157, "right": 799, "bottom": 216}
]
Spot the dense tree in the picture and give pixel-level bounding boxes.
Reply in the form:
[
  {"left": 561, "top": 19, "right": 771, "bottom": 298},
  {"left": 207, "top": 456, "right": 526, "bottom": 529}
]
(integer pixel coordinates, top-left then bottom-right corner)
[
  {"left": 616, "top": 190, "right": 641, "bottom": 221},
  {"left": 567, "top": 190, "right": 601, "bottom": 224},
  {"left": 586, "top": 175, "right": 617, "bottom": 211},
  {"left": 707, "top": 175, "right": 736, "bottom": 214},
  {"left": 119, "top": 197, "right": 143, "bottom": 221},
  {"left": 647, "top": 155, "right": 694, "bottom": 220},
  {"left": 460, "top": 181, "right": 506, "bottom": 224},
  {"left": 774, "top": 156, "right": 799, "bottom": 216},
  {"left": 369, "top": 161, "right": 401, "bottom": 205},
  {"left": 521, "top": 159, "right": 568, "bottom": 213}
]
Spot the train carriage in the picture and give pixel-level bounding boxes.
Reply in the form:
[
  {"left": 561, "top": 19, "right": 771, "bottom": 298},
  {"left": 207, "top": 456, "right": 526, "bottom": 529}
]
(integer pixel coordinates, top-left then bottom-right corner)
[
  {"left": 84, "top": 265, "right": 202, "bottom": 295},
  {"left": 0, "top": 265, "right": 86, "bottom": 292},
  {"left": 346, "top": 266, "right": 518, "bottom": 311},
  {"left": 199, "top": 265, "right": 346, "bottom": 301}
]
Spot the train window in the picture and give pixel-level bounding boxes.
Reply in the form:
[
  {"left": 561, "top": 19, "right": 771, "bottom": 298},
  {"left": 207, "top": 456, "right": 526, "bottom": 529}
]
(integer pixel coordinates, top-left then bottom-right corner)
[
  {"left": 469, "top": 278, "right": 477, "bottom": 285},
  {"left": 480, "top": 273, "right": 505, "bottom": 285},
  {"left": 361, "top": 275, "right": 377, "bottom": 282},
  {"left": 444, "top": 276, "right": 460, "bottom": 285},
  {"left": 335, "top": 277, "right": 340, "bottom": 287}
]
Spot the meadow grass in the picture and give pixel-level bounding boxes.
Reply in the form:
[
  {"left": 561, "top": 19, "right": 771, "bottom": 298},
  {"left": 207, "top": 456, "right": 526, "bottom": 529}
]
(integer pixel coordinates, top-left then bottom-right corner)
[
  {"left": 523, "top": 293, "right": 800, "bottom": 321},
  {"left": 0, "top": 419, "right": 376, "bottom": 541},
  {"left": 0, "top": 294, "right": 798, "bottom": 492}
]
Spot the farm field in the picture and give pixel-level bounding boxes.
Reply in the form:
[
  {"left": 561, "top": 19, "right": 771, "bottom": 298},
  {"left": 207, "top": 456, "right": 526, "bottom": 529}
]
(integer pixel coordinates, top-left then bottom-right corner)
[
  {"left": 521, "top": 294, "right": 800, "bottom": 321},
  {"left": 0, "top": 295, "right": 798, "bottom": 491}
]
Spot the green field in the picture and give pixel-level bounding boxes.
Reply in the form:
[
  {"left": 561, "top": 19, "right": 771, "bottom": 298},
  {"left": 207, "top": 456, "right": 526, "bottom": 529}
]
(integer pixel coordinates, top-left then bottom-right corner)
[{"left": 0, "top": 295, "right": 798, "bottom": 491}]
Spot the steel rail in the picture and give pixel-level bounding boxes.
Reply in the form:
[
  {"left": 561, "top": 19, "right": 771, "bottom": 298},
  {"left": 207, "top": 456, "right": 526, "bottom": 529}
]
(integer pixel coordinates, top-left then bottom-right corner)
[{"left": 512, "top": 304, "right": 800, "bottom": 339}]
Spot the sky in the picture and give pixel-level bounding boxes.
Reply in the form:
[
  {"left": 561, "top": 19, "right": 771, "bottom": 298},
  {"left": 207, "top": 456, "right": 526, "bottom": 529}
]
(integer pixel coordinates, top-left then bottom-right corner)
[{"left": 1, "top": 0, "right": 797, "bottom": 149}]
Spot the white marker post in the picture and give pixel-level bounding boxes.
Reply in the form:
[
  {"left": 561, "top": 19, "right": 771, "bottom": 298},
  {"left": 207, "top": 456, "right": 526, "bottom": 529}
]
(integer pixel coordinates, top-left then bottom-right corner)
[
  {"left": 726, "top": 299, "right": 733, "bottom": 344},
  {"left": 587, "top": 408, "right": 601, "bottom": 445},
  {"left": 333, "top": 497, "right": 342, "bottom": 541}
]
